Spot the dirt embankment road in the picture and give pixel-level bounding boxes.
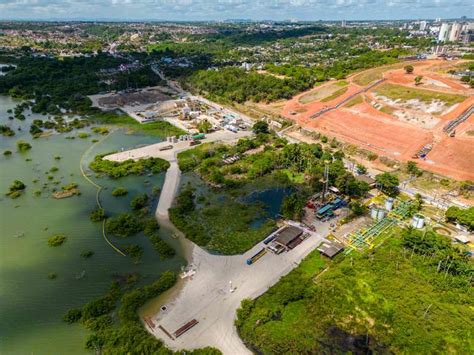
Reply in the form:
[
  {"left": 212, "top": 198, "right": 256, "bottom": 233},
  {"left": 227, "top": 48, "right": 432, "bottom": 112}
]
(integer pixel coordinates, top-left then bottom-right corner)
[{"left": 105, "top": 129, "right": 252, "bottom": 219}]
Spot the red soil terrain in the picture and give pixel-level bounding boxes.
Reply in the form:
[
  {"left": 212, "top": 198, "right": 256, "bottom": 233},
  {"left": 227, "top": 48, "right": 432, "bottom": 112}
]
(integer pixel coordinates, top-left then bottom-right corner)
[{"left": 278, "top": 59, "right": 474, "bottom": 181}]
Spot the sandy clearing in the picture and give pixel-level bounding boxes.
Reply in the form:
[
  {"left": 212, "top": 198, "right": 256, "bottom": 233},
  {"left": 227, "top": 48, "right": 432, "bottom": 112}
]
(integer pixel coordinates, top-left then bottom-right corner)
[{"left": 148, "top": 219, "right": 332, "bottom": 354}]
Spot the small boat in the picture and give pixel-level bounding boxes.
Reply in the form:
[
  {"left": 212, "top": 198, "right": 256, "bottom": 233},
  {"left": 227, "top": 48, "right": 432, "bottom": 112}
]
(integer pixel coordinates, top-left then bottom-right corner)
[
  {"left": 76, "top": 270, "right": 86, "bottom": 279},
  {"left": 181, "top": 269, "right": 196, "bottom": 279}
]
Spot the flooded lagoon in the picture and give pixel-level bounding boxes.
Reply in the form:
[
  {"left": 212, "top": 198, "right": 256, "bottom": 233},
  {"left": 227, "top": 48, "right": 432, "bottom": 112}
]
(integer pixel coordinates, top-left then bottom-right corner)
[{"left": 0, "top": 95, "right": 185, "bottom": 354}]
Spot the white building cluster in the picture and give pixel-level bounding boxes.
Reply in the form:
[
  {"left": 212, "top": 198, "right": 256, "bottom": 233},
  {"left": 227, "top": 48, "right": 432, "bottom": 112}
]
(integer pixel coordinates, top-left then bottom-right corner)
[{"left": 437, "top": 22, "right": 473, "bottom": 43}]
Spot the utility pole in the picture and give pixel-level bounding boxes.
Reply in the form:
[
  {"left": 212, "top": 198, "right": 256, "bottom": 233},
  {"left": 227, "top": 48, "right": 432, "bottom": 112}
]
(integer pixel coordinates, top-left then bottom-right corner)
[{"left": 321, "top": 161, "right": 329, "bottom": 204}]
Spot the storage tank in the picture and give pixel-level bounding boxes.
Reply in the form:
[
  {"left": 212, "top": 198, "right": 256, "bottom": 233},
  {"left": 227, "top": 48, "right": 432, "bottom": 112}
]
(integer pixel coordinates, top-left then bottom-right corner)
[
  {"left": 377, "top": 209, "right": 386, "bottom": 221},
  {"left": 370, "top": 207, "right": 378, "bottom": 220},
  {"left": 412, "top": 215, "right": 425, "bottom": 229},
  {"left": 385, "top": 198, "right": 394, "bottom": 211}
]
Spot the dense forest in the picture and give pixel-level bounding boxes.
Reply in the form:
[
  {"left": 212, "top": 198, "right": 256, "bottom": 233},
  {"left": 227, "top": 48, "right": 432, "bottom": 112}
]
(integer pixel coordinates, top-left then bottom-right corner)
[
  {"left": 0, "top": 53, "right": 161, "bottom": 114},
  {"left": 187, "top": 67, "right": 307, "bottom": 103},
  {"left": 185, "top": 48, "right": 405, "bottom": 104}
]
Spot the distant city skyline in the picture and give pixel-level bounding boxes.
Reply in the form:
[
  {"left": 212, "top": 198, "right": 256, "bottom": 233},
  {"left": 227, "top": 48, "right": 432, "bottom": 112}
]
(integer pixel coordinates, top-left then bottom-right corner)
[{"left": 0, "top": 0, "right": 472, "bottom": 22}]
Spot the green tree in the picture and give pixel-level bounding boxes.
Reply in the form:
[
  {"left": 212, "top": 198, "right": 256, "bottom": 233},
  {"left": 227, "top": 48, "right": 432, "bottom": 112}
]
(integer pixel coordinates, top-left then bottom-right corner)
[
  {"left": 253, "top": 121, "right": 269, "bottom": 134},
  {"left": 404, "top": 65, "right": 414, "bottom": 74},
  {"left": 406, "top": 161, "right": 422, "bottom": 177},
  {"left": 375, "top": 172, "right": 399, "bottom": 197},
  {"left": 356, "top": 164, "right": 367, "bottom": 174},
  {"left": 197, "top": 119, "right": 212, "bottom": 133}
]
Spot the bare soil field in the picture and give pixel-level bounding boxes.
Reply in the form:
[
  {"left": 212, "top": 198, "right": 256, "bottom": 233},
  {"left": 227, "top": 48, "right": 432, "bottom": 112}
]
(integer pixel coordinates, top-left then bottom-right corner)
[
  {"left": 273, "top": 59, "right": 474, "bottom": 181},
  {"left": 421, "top": 135, "right": 474, "bottom": 181},
  {"left": 305, "top": 102, "right": 433, "bottom": 159},
  {"left": 90, "top": 87, "right": 172, "bottom": 109}
]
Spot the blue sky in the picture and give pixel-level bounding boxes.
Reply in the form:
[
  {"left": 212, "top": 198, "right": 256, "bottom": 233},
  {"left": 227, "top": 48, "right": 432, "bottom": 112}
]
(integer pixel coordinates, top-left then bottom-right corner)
[{"left": 0, "top": 0, "right": 472, "bottom": 21}]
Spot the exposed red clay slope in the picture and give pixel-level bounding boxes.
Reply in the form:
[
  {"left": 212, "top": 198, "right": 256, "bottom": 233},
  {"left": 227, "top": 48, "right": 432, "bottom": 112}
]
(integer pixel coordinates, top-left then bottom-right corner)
[{"left": 277, "top": 59, "right": 474, "bottom": 181}]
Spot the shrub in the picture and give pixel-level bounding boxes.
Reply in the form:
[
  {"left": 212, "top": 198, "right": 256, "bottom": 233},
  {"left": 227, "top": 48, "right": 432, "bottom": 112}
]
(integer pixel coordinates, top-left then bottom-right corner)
[
  {"left": 81, "top": 250, "right": 94, "bottom": 258},
  {"left": 7, "top": 180, "right": 26, "bottom": 198},
  {"left": 16, "top": 140, "right": 32, "bottom": 151},
  {"left": 111, "top": 187, "right": 128, "bottom": 197},
  {"left": 0, "top": 125, "right": 15, "bottom": 136},
  {"left": 63, "top": 308, "right": 82, "bottom": 323},
  {"left": 130, "top": 193, "right": 149, "bottom": 211},
  {"left": 253, "top": 121, "right": 269, "bottom": 134},
  {"left": 124, "top": 244, "right": 143, "bottom": 262},
  {"left": 90, "top": 208, "right": 106, "bottom": 222},
  {"left": 148, "top": 235, "right": 175, "bottom": 259},
  {"left": 106, "top": 213, "right": 143, "bottom": 237},
  {"left": 77, "top": 132, "right": 91, "bottom": 139},
  {"left": 48, "top": 234, "right": 67, "bottom": 247}
]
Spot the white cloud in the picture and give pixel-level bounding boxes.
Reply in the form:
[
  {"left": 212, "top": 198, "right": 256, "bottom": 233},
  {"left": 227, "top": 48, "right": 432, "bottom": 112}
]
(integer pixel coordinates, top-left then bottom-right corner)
[{"left": 0, "top": 0, "right": 471, "bottom": 20}]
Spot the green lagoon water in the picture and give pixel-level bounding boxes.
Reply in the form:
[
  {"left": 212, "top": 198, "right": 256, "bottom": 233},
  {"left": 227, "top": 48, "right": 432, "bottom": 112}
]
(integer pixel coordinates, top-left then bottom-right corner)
[{"left": 0, "top": 95, "right": 186, "bottom": 354}]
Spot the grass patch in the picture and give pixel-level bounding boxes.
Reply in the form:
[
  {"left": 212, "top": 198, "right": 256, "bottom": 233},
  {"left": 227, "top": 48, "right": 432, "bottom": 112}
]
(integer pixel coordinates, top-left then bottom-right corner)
[
  {"left": 177, "top": 142, "right": 222, "bottom": 172},
  {"left": 320, "top": 87, "right": 348, "bottom": 102},
  {"left": 299, "top": 82, "right": 347, "bottom": 104},
  {"left": 375, "top": 83, "right": 466, "bottom": 106},
  {"left": 90, "top": 112, "right": 185, "bottom": 137},
  {"left": 466, "top": 130, "right": 474, "bottom": 136},
  {"left": 353, "top": 68, "right": 384, "bottom": 86},
  {"left": 343, "top": 95, "right": 363, "bottom": 108},
  {"left": 236, "top": 229, "right": 473, "bottom": 354},
  {"left": 297, "top": 250, "right": 327, "bottom": 277},
  {"left": 335, "top": 80, "right": 349, "bottom": 87},
  {"left": 353, "top": 63, "right": 406, "bottom": 86},
  {"left": 282, "top": 169, "right": 306, "bottom": 184},
  {"left": 379, "top": 105, "right": 396, "bottom": 115}
]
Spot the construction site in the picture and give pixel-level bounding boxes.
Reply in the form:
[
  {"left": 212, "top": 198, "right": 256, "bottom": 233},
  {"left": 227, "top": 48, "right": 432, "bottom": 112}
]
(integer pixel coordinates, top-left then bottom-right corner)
[
  {"left": 89, "top": 85, "right": 252, "bottom": 133},
  {"left": 270, "top": 59, "right": 474, "bottom": 181}
]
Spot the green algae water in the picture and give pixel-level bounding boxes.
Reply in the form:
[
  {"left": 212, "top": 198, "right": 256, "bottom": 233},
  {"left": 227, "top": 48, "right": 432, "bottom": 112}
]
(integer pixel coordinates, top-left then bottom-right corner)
[{"left": 0, "top": 95, "right": 185, "bottom": 354}]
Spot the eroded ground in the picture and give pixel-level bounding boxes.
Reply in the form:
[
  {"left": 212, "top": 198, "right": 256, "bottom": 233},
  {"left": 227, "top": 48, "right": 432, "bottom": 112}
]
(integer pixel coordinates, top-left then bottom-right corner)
[{"left": 264, "top": 59, "right": 474, "bottom": 181}]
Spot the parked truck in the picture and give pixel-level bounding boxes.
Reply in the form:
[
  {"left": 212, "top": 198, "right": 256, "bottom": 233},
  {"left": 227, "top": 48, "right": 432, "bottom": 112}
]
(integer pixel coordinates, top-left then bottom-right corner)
[{"left": 246, "top": 248, "right": 267, "bottom": 265}]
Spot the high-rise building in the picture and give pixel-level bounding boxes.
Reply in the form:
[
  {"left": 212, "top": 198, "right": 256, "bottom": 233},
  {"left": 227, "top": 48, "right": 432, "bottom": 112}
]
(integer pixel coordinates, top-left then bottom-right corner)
[
  {"left": 341, "top": 20, "right": 346, "bottom": 27},
  {"left": 419, "top": 21, "right": 427, "bottom": 31},
  {"left": 438, "top": 23, "right": 451, "bottom": 42},
  {"left": 449, "top": 22, "right": 462, "bottom": 42}
]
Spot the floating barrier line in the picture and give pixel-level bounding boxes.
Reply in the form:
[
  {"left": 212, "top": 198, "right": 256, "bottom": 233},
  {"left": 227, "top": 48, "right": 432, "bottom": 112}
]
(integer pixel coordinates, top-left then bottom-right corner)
[{"left": 79, "top": 134, "right": 126, "bottom": 257}]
